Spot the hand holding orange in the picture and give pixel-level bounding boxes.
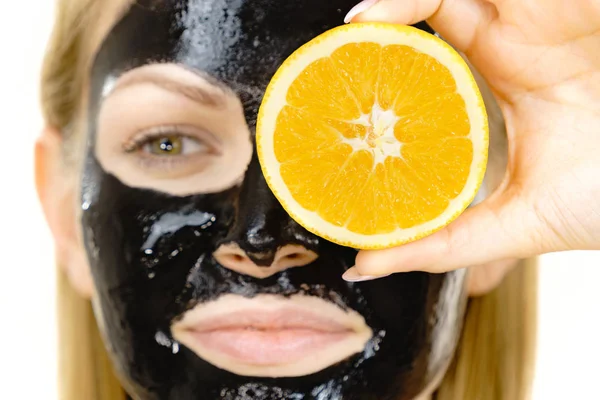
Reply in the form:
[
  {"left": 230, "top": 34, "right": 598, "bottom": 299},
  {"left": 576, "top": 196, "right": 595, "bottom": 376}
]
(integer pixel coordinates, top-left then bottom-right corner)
[{"left": 338, "top": 0, "right": 600, "bottom": 283}]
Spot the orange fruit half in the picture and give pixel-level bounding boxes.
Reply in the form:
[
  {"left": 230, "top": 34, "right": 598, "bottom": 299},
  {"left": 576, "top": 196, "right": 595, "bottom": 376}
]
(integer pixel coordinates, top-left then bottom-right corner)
[{"left": 257, "top": 23, "right": 489, "bottom": 249}]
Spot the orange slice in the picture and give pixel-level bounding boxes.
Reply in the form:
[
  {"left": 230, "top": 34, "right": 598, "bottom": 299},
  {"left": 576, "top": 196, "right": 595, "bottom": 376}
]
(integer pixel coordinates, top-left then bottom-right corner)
[{"left": 257, "top": 23, "right": 488, "bottom": 249}]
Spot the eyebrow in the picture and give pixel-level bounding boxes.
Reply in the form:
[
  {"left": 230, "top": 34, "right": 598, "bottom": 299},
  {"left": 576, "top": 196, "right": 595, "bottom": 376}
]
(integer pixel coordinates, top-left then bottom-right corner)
[{"left": 110, "top": 75, "right": 228, "bottom": 108}]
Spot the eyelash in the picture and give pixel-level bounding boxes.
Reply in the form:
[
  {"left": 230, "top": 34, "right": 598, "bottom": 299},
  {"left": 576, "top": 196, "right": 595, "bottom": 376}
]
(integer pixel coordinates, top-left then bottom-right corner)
[{"left": 122, "top": 125, "right": 217, "bottom": 169}]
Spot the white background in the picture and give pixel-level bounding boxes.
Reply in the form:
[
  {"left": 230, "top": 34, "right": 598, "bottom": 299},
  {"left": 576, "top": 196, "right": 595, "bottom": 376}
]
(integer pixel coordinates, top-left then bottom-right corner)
[{"left": 1, "top": 2, "right": 599, "bottom": 399}]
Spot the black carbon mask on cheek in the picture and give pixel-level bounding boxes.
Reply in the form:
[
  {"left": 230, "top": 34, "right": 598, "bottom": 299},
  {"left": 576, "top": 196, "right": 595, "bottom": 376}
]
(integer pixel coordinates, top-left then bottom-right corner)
[{"left": 82, "top": 1, "right": 466, "bottom": 399}]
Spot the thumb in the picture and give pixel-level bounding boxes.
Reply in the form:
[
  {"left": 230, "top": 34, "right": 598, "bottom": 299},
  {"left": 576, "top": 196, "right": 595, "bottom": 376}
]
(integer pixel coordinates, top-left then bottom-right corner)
[
  {"left": 345, "top": 0, "right": 491, "bottom": 52},
  {"left": 344, "top": 194, "right": 545, "bottom": 280}
]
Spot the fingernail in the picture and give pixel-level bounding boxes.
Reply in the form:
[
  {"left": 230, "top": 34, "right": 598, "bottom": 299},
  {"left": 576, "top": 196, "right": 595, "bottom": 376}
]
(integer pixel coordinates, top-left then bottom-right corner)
[
  {"left": 342, "top": 267, "right": 390, "bottom": 282},
  {"left": 344, "top": 0, "right": 380, "bottom": 24}
]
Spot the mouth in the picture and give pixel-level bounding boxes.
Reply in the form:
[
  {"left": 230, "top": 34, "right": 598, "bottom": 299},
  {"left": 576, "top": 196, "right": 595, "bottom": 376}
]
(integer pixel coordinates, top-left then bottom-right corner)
[{"left": 171, "top": 294, "right": 373, "bottom": 377}]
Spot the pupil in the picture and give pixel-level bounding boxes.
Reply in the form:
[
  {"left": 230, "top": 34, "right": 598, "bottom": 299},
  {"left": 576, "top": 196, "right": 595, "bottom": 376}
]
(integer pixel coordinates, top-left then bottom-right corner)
[{"left": 160, "top": 138, "right": 174, "bottom": 152}]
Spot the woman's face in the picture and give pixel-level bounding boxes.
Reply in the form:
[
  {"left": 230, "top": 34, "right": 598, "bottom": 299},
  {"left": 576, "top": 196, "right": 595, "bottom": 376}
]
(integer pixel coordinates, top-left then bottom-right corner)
[{"left": 71, "top": 0, "right": 495, "bottom": 399}]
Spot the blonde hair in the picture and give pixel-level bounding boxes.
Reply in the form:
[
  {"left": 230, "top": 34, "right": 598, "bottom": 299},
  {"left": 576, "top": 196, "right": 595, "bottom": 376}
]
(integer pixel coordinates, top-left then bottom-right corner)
[{"left": 40, "top": 1, "right": 538, "bottom": 399}]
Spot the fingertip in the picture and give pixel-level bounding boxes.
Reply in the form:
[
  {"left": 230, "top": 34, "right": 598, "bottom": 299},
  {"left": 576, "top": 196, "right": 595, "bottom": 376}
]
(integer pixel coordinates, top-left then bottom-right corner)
[
  {"left": 354, "top": 248, "right": 379, "bottom": 270},
  {"left": 344, "top": 0, "right": 380, "bottom": 24},
  {"left": 355, "top": 247, "right": 407, "bottom": 275},
  {"left": 356, "top": 230, "right": 452, "bottom": 274},
  {"left": 342, "top": 266, "right": 391, "bottom": 282},
  {"left": 346, "top": 0, "right": 435, "bottom": 25}
]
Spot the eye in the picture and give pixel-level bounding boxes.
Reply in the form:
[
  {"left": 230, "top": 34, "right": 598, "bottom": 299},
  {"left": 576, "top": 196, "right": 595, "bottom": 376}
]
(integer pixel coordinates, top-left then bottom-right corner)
[
  {"left": 143, "top": 135, "right": 204, "bottom": 156},
  {"left": 124, "top": 125, "right": 218, "bottom": 158}
]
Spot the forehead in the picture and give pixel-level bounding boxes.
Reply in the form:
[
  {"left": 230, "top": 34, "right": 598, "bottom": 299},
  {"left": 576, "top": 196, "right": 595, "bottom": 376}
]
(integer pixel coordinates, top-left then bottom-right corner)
[{"left": 90, "top": 0, "right": 356, "bottom": 122}]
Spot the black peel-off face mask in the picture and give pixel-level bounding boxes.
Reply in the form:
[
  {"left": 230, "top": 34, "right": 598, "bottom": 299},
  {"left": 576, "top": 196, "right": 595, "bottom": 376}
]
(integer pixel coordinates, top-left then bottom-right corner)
[{"left": 81, "top": 1, "right": 468, "bottom": 399}]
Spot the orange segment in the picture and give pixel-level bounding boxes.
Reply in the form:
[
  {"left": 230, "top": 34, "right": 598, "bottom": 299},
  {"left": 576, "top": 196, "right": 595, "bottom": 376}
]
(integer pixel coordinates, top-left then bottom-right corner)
[
  {"left": 318, "top": 150, "right": 375, "bottom": 228},
  {"left": 385, "top": 156, "right": 446, "bottom": 229},
  {"left": 377, "top": 44, "right": 421, "bottom": 110},
  {"left": 394, "top": 93, "right": 470, "bottom": 143},
  {"left": 330, "top": 42, "right": 382, "bottom": 115},
  {"left": 257, "top": 23, "right": 489, "bottom": 249},
  {"left": 325, "top": 118, "right": 369, "bottom": 140},
  {"left": 402, "top": 138, "right": 474, "bottom": 198},
  {"left": 280, "top": 142, "right": 352, "bottom": 212},
  {"left": 286, "top": 58, "right": 360, "bottom": 120},
  {"left": 346, "top": 162, "right": 398, "bottom": 235},
  {"left": 274, "top": 106, "right": 341, "bottom": 163},
  {"left": 392, "top": 51, "right": 457, "bottom": 113}
]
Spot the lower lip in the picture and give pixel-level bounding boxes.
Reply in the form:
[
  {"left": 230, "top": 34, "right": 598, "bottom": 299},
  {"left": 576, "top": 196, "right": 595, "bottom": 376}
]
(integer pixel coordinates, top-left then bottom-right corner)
[{"left": 190, "top": 328, "right": 352, "bottom": 365}]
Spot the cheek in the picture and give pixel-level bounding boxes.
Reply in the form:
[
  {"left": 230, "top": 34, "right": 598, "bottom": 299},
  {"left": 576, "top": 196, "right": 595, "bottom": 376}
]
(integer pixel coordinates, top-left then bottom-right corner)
[
  {"left": 70, "top": 248, "right": 95, "bottom": 298},
  {"left": 50, "top": 176, "right": 95, "bottom": 299},
  {"left": 202, "top": 132, "right": 253, "bottom": 190}
]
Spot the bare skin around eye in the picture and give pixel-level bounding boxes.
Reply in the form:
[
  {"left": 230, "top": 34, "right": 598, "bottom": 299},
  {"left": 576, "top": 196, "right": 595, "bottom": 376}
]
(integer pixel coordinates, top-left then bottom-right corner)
[{"left": 95, "top": 64, "right": 253, "bottom": 196}]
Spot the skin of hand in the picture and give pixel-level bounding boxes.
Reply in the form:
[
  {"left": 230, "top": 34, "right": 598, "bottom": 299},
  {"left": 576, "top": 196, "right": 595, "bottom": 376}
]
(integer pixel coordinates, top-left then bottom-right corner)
[{"left": 342, "top": 0, "right": 600, "bottom": 281}]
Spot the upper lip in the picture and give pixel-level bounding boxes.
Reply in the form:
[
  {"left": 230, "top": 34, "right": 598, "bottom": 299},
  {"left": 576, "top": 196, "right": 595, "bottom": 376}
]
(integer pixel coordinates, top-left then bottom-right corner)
[
  {"left": 172, "top": 294, "right": 365, "bottom": 334},
  {"left": 182, "top": 308, "right": 351, "bottom": 333}
]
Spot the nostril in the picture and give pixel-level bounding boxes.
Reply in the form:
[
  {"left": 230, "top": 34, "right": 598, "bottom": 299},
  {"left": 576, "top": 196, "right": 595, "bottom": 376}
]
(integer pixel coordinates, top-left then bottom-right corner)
[
  {"left": 232, "top": 254, "right": 245, "bottom": 262},
  {"left": 214, "top": 243, "right": 318, "bottom": 277},
  {"left": 275, "top": 248, "right": 318, "bottom": 269},
  {"left": 215, "top": 253, "right": 251, "bottom": 268}
]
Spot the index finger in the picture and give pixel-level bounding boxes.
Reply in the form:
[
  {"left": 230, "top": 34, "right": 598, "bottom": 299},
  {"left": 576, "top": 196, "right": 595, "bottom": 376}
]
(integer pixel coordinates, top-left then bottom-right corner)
[{"left": 346, "top": 0, "right": 491, "bottom": 53}]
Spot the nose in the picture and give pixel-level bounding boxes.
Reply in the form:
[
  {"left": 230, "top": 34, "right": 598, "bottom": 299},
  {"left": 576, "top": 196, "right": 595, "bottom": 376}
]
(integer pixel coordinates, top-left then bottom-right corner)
[
  {"left": 214, "top": 242, "right": 318, "bottom": 279},
  {"left": 213, "top": 152, "right": 320, "bottom": 278}
]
